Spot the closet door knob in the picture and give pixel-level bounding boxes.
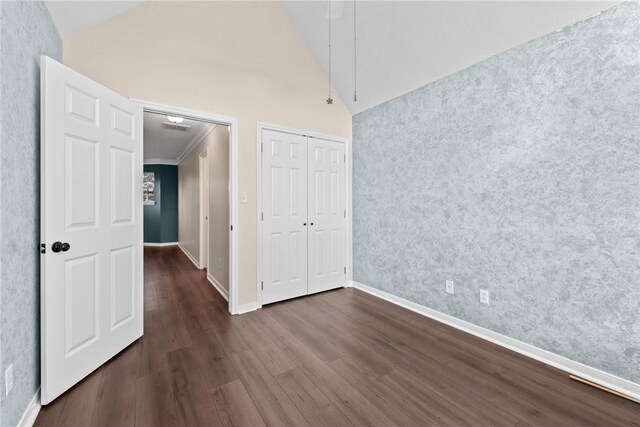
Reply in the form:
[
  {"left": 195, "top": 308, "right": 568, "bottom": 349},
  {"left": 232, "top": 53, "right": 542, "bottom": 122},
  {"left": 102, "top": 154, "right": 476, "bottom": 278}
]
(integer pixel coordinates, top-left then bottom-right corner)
[
  {"left": 303, "top": 223, "right": 307, "bottom": 226},
  {"left": 310, "top": 223, "right": 314, "bottom": 226}
]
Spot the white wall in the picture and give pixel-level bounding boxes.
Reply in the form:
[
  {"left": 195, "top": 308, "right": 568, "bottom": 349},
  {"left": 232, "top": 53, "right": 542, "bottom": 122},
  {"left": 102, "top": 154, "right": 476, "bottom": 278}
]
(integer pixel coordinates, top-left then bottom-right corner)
[
  {"left": 178, "top": 132, "right": 208, "bottom": 261},
  {"left": 64, "top": 1, "right": 352, "bottom": 305},
  {"left": 208, "top": 125, "right": 230, "bottom": 292}
]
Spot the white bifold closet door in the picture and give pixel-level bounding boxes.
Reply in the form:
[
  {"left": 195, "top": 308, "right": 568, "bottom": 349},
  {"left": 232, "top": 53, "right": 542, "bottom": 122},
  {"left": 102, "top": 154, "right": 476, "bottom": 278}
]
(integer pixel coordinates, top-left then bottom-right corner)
[
  {"left": 307, "top": 137, "right": 346, "bottom": 295},
  {"left": 262, "top": 129, "right": 346, "bottom": 305}
]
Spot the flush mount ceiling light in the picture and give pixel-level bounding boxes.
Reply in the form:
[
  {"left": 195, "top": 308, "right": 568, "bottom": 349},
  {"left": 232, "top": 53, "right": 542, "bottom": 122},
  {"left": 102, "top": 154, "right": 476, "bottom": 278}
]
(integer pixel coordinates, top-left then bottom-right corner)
[{"left": 167, "top": 115, "right": 184, "bottom": 123}]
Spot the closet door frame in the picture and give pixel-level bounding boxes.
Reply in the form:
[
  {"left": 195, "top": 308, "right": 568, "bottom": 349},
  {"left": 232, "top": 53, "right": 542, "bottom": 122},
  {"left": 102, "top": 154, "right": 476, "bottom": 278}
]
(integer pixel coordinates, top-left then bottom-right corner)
[{"left": 256, "top": 123, "right": 352, "bottom": 309}]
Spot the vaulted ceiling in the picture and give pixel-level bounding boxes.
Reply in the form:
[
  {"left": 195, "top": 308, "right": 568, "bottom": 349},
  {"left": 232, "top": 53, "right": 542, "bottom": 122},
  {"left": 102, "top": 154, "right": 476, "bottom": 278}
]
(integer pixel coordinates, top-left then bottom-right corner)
[
  {"left": 46, "top": 1, "right": 620, "bottom": 116},
  {"left": 281, "top": 1, "right": 620, "bottom": 114}
]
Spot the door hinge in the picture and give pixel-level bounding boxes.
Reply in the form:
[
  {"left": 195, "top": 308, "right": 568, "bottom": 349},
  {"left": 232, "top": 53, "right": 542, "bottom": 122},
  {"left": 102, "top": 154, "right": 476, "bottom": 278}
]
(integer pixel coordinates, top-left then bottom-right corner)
[
  {"left": 344, "top": 210, "right": 346, "bottom": 218},
  {"left": 261, "top": 212, "right": 264, "bottom": 221},
  {"left": 40, "top": 243, "right": 46, "bottom": 254},
  {"left": 344, "top": 267, "right": 347, "bottom": 275},
  {"left": 230, "top": 225, "right": 233, "bottom": 231},
  {"left": 261, "top": 142, "right": 263, "bottom": 153},
  {"left": 344, "top": 154, "right": 346, "bottom": 163},
  {"left": 261, "top": 281, "right": 264, "bottom": 290}
]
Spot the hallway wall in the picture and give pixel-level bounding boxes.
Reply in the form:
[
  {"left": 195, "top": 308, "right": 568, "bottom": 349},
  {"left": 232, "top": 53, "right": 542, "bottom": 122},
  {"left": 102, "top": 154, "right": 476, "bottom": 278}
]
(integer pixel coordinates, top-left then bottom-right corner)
[{"left": 143, "top": 164, "right": 178, "bottom": 244}]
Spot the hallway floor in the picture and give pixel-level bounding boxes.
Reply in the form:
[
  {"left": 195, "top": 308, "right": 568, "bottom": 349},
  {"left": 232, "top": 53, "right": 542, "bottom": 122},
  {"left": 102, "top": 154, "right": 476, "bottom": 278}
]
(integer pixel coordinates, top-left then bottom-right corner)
[{"left": 35, "top": 246, "right": 639, "bottom": 426}]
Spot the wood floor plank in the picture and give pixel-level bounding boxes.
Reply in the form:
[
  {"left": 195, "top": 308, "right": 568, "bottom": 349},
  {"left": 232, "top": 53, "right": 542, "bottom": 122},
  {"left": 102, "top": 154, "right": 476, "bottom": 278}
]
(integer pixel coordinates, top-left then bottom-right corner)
[
  {"left": 166, "top": 347, "right": 223, "bottom": 426},
  {"left": 230, "top": 349, "right": 310, "bottom": 426},
  {"left": 35, "top": 247, "right": 639, "bottom": 427},
  {"left": 90, "top": 343, "right": 138, "bottom": 427},
  {"left": 135, "top": 370, "right": 179, "bottom": 427},
  {"left": 328, "top": 358, "right": 430, "bottom": 427},
  {"left": 213, "top": 380, "right": 266, "bottom": 427},
  {"left": 276, "top": 367, "right": 354, "bottom": 427}
]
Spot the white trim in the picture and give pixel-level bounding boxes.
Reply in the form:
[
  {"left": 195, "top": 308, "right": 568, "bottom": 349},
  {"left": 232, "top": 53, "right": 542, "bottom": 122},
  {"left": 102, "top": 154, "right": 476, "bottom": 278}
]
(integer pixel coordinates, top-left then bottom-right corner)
[
  {"left": 235, "top": 302, "right": 259, "bottom": 315},
  {"left": 351, "top": 280, "right": 640, "bottom": 403},
  {"left": 178, "top": 243, "right": 201, "bottom": 269},
  {"left": 199, "top": 151, "right": 209, "bottom": 269},
  {"left": 143, "top": 242, "right": 178, "bottom": 247},
  {"left": 17, "top": 388, "right": 41, "bottom": 427},
  {"left": 135, "top": 99, "right": 239, "bottom": 315},
  {"left": 208, "top": 273, "right": 229, "bottom": 301},
  {"left": 256, "top": 122, "right": 351, "bottom": 309},
  {"left": 177, "top": 123, "right": 215, "bottom": 165},
  {"left": 144, "top": 158, "right": 178, "bottom": 165}
]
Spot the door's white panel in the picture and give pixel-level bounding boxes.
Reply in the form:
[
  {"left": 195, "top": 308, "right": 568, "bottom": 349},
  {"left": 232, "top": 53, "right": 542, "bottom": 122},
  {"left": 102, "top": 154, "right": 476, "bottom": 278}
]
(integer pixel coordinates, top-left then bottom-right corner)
[
  {"left": 111, "top": 147, "right": 134, "bottom": 224},
  {"left": 315, "top": 171, "right": 324, "bottom": 216},
  {"left": 64, "top": 254, "right": 99, "bottom": 357},
  {"left": 330, "top": 171, "right": 339, "bottom": 215},
  {"left": 65, "top": 135, "right": 98, "bottom": 229},
  {"left": 65, "top": 85, "right": 98, "bottom": 126},
  {"left": 111, "top": 246, "right": 134, "bottom": 329},
  {"left": 289, "top": 168, "right": 301, "bottom": 216},
  {"left": 271, "top": 166, "right": 282, "bottom": 217},
  {"left": 289, "top": 230, "right": 302, "bottom": 281},
  {"left": 111, "top": 106, "right": 135, "bottom": 139},
  {"left": 330, "top": 229, "right": 339, "bottom": 273},
  {"left": 270, "top": 232, "right": 282, "bottom": 285}
]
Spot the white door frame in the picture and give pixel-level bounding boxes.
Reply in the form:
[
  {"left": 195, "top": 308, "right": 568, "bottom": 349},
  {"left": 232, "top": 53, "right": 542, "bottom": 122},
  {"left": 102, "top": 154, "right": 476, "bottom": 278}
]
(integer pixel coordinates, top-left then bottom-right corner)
[
  {"left": 199, "top": 151, "right": 209, "bottom": 270},
  {"left": 135, "top": 99, "right": 239, "bottom": 315},
  {"left": 256, "top": 122, "right": 352, "bottom": 308}
]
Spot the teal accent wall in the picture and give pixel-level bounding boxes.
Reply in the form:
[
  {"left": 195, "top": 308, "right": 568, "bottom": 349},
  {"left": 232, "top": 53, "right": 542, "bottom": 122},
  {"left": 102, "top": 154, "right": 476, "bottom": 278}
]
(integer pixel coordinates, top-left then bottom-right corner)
[
  {"left": 0, "top": 1, "right": 62, "bottom": 425},
  {"left": 144, "top": 165, "right": 179, "bottom": 243},
  {"left": 353, "top": 2, "right": 639, "bottom": 383}
]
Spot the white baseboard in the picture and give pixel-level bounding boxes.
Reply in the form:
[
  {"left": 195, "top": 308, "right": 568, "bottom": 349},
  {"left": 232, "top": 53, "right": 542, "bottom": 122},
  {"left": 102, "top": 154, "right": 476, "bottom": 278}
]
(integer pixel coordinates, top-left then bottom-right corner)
[
  {"left": 144, "top": 242, "right": 178, "bottom": 247},
  {"left": 234, "top": 302, "right": 258, "bottom": 315},
  {"left": 207, "top": 273, "right": 229, "bottom": 301},
  {"left": 178, "top": 243, "right": 201, "bottom": 269},
  {"left": 351, "top": 280, "right": 640, "bottom": 403},
  {"left": 17, "top": 388, "right": 41, "bottom": 427}
]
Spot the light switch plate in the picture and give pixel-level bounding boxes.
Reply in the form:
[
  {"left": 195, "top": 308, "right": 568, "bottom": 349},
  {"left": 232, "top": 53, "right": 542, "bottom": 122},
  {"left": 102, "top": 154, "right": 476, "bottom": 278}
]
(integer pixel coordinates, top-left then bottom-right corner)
[{"left": 240, "top": 191, "right": 248, "bottom": 203}]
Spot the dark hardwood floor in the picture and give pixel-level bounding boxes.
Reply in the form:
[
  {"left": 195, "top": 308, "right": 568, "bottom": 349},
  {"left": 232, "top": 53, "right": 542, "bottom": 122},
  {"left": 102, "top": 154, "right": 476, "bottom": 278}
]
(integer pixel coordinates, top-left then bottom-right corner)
[{"left": 36, "top": 246, "right": 639, "bottom": 426}]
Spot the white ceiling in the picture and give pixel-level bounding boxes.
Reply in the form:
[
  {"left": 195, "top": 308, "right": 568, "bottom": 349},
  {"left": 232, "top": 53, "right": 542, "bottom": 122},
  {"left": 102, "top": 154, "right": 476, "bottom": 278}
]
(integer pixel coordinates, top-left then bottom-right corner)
[
  {"left": 45, "top": 1, "right": 620, "bottom": 115},
  {"left": 143, "top": 112, "right": 214, "bottom": 164},
  {"left": 45, "top": 0, "right": 142, "bottom": 39},
  {"left": 282, "top": 0, "right": 620, "bottom": 114}
]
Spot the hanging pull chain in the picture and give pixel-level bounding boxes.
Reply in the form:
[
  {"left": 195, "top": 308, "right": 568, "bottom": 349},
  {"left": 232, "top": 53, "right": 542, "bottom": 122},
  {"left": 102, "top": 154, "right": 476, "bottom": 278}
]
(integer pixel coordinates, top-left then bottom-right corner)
[
  {"left": 327, "top": 0, "right": 334, "bottom": 105},
  {"left": 353, "top": 0, "right": 357, "bottom": 102}
]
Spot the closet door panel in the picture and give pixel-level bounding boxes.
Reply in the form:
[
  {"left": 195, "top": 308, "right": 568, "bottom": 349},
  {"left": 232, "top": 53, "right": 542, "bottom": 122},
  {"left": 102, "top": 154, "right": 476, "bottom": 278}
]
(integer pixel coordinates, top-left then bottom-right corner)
[
  {"left": 308, "top": 137, "right": 346, "bottom": 294},
  {"left": 262, "top": 130, "right": 308, "bottom": 304}
]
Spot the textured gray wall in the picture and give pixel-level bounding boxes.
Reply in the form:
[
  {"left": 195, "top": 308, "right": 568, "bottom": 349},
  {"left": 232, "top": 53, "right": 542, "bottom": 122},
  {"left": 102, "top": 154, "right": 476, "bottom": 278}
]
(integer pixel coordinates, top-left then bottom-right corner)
[
  {"left": 353, "top": 2, "right": 639, "bottom": 383},
  {"left": 0, "top": 2, "right": 62, "bottom": 425}
]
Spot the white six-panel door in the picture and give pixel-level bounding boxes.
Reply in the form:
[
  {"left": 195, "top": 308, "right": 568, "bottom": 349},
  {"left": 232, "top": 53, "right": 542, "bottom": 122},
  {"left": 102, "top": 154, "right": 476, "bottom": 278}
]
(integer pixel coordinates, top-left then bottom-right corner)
[
  {"left": 308, "top": 137, "right": 346, "bottom": 294},
  {"left": 40, "top": 56, "right": 143, "bottom": 404},
  {"left": 261, "top": 129, "right": 346, "bottom": 305},
  {"left": 261, "top": 130, "right": 309, "bottom": 304}
]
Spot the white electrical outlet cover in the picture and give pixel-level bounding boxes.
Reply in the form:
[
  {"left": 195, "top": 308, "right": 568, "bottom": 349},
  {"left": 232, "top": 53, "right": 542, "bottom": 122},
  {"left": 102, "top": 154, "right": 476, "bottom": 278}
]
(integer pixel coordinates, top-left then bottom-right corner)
[
  {"left": 5, "top": 364, "right": 13, "bottom": 396},
  {"left": 446, "top": 280, "right": 454, "bottom": 294},
  {"left": 480, "top": 290, "right": 490, "bottom": 305}
]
